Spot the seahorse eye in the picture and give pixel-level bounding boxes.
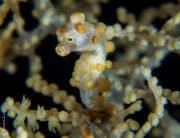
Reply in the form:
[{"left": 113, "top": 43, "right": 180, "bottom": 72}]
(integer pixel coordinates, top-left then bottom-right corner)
[{"left": 68, "top": 37, "right": 74, "bottom": 42}]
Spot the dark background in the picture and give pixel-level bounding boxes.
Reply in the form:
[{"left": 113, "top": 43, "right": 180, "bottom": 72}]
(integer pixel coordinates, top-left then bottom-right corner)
[{"left": 0, "top": 0, "right": 180, "bottom": 137}]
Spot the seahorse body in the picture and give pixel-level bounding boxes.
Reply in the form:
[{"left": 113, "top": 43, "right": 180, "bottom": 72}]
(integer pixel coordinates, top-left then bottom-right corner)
[{"left": 56, "top": 13, "right": 115, "bottom": 114}]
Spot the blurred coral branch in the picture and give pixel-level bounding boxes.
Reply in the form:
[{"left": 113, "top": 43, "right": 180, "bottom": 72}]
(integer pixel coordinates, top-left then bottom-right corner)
[{"left": 0, "top": 0, "right": 180, "bottom": 138}]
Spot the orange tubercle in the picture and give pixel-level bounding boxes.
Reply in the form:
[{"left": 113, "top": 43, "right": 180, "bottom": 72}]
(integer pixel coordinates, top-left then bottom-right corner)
[
  {"left": 89, "top": 72, "right": 96, "bottom": 79},
  {"left": 75, "top": 79, "right": 80, "bottom": 83},
  {"left": 70, "top": 12, "right": 85, "bottom": 24},
  {"left": 76, "top": 24, "right": 86, "bottom": 34},
  {"left": 56, "top": 28, "right": 64, "bottom": 36},
  {"left": 70, "top": 78, "right": 76, "bottom": 87},
  {"left": 96, "top": 63, "right": 105, "bottom": 72},
  {"left": 85, "top": 60, "right": 90, "bottom": 66},
  {"left": 55, "top": 46, "right": 61, "bottom": 55},
  {"left": 83, "top": 75, "right": 89, "bottom": 81},
  {"left": 105, "top": 41, "right": 115, "bottom": 53},
  {"left": 81, "top": 69, "right": 88, "bottom": 75},
  {"left": 95, "top": 23, "right": 106, "bottom": 35},
  {"left": 75, "top": 59, "right": 80, "bottom": 64},
  {"left": 105, "top": 60, "right": 113, "bottom": 69},
  {"left": 55, "top": 46, "right": 67, "bottom": 56},
  {"left": 92, "top": 36, "right": 100, "bottom": 45},
  {"left": 85, "top": 81, "right": 95, "bottom": 90},
  {"left": 55, "top": 45, "right": 70, "bottom": 56},
  {"left": 72, "top": 71, "right": 81, "bottom": 78},
  {"left": 74, "top": 64, "right": 79, "bottom": 70},
  {"left": 90, "top": 64, "right": 96, "bottom": 70}
]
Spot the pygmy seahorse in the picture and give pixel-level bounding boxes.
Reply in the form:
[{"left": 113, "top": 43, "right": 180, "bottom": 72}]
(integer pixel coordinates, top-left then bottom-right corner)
[{"left": 56, "top": 12, "right": 115, "bottom": 115}]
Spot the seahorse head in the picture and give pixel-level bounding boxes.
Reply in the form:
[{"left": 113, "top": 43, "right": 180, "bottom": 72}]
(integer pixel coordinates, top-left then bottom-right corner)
[{"left": 55, "top": 13, "right": 96, "bottom": 56}]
